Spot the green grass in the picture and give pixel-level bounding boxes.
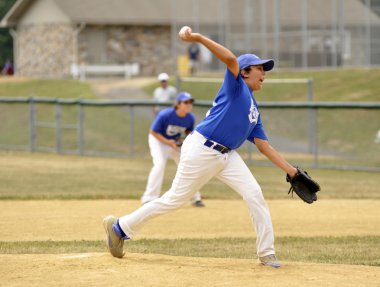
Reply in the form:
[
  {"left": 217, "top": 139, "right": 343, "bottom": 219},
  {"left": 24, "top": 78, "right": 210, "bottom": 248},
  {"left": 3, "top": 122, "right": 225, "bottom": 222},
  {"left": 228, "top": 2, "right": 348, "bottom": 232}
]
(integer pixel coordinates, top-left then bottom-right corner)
[
  {"left": 260, "top": 108, "right": 380, "bottom": 167},
  {"left": 0, "top": 79, "right": 124, "bottom": 151},
  {"left": 144, "top": 69, "right": 380, "bottom": 102},
  {"left": 0, "top": 102, "right": 154, "bottom": 154},
  {"left": 1, "top": 71, "right": 380, "bottom": 167},
  {"left": 0, "top": 152, "right": 378, "bottom": 200},
  {"left": 267, "top": 69, "right": 380, "bottom": 102},
  {"left": 1, "top": 236, "right": 379, "bottom": 266},
  {"left": 144, "top": 70, "right": 380, "bottom": 168},
  {"left": 0, "top": 78, "right": 154, "bottom": 154},
  {"left": 0, "top": 79, "right": 97, "bottom": 99}
]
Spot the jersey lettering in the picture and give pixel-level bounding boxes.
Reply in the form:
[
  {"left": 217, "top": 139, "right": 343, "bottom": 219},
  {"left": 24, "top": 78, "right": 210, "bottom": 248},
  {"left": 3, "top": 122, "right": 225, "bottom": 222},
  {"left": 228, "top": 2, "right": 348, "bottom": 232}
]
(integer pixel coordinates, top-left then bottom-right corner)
[
  {"left": 166, "top": 125, "right": 187, "bottom": 137},
  {"left": 205, "top": 101, "right": 217, "bottom": 117},
  {"left": 248, "top": 98, "right": 259, "bottom": 124}
]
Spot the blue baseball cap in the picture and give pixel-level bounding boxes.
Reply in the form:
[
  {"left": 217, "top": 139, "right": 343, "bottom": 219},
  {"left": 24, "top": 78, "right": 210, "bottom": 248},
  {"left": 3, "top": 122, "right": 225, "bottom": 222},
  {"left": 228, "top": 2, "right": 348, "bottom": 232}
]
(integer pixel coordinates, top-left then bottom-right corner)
[
  {"left": 176, "top": 92, "right": 194, "bottom": 102},
  {"left": 237, "top": 54, "right": 274, "bottom": 71}
]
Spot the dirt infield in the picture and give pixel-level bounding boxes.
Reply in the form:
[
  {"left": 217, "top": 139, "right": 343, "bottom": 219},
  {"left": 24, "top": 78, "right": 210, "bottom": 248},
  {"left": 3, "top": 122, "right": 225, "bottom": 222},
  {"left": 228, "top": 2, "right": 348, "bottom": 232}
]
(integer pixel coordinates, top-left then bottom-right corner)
[
  {"left": 0, "top": 76, "right": 30, "bottom": 83},
  {"left": 1, "top": 199, "right": 379, "bottom": 286},
  {"left": 1, "top": 252, "right": 379, "bottom": 287},
  {"left": 0, "top": 199, "right": 379, "bottom": 241}
]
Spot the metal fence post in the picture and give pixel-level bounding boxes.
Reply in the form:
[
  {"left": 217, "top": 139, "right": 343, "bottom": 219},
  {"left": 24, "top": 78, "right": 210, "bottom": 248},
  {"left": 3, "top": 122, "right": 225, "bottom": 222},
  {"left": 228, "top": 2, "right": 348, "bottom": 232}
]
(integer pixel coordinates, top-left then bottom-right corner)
[
  {"left": 365, "top": 0, "right": 372, "bottom": 66},
  {"left": 307, "top": 80, "right": 314, "bottom": 149},
  {"left": 301, "top": 0, "right": 308, "bottom": 68},
  {"left": 306, "top": 80, "right": 319, "bottom": 167},
  {"left": 313, "top": 109, "right": 319, "bottom": 167},
  {"left": 129, "top": 105, "right": 135, "bottom": 157},
  {"left": 78, "top": 99, "right": 85, "bottom": 155},
  {"left": 273, "top": 0, "right": 280, "bottom": 65},
  {"left": 55, "top": 102, "right": 62, "bottom": 153},
  {"left": 170, "top": 0, "right": 177, "bottom": 76},
  {"left": 260, "top": 0, "right": 267, "bottom": 57},
  {"left": 244, "top": 0, "right": 253, "bottom": 50},
  {"left": 217, "top": 0, "right": 226, "bottom": 70},
  {"left": 29, "top": 97, "right": 36, "bottom": 152}
]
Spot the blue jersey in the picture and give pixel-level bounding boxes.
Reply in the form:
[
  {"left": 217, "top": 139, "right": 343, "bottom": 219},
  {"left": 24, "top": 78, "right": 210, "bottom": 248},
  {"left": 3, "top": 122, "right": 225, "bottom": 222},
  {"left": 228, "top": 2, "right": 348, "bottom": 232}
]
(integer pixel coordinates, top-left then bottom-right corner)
[
  {"left": 196, "top": 69, "right": 268, "bottom": 149},
  {"left": 151, "top": 107, "right": 195, "bottom": 140}
]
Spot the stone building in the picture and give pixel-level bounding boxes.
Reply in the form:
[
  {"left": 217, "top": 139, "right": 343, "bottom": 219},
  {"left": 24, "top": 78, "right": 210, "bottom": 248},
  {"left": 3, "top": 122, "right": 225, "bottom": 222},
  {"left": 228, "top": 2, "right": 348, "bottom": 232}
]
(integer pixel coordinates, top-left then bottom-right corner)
[{"left": 1, "top": 0, "right": 380, "bottom": 78}]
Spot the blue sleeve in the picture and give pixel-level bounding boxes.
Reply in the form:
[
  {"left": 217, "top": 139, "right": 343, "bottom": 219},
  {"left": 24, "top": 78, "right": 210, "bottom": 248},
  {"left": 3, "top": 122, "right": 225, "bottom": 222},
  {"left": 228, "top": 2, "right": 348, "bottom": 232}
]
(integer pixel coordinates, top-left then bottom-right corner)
[
  {"left": 247, "top": 115, "right": 268, "bottom": 143},
  {"left": 151, "top": 111, "right": 166, "bottom": 134},
  {"left": 223, "top": 68, "right": 242, "bottom": 97}
]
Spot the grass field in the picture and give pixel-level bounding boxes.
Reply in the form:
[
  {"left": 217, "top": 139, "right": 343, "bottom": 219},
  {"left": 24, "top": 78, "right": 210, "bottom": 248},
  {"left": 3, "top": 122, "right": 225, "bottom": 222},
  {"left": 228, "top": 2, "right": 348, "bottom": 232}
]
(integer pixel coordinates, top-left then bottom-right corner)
[
  {"left": 0, "top": 74, "right": 379, "bottom": 285},
  {"left": 0, "top": 151, "right": 379, "bottom": 286},
  {"left": 1, "top": 70, "right": 379, "bottom": 168},
  {"left": 1, "top": 151, "right": 379, "bottom": 200},
  {"left": 144, "top": 69, "right": 380, "bottom": 167},
  {"left": 144, "top": 69, "right": 380, "bottom": 102},
  {"left": 0, "top": 78, "right": 97, "bottom": 99}
]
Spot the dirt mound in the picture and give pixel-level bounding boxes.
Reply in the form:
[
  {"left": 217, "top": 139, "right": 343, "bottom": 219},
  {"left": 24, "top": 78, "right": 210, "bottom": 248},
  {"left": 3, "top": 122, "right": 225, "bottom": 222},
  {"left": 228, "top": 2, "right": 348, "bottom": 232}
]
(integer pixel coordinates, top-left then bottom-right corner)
[{"left": 1, "top": 252, "right": 378, "bottom": 287}]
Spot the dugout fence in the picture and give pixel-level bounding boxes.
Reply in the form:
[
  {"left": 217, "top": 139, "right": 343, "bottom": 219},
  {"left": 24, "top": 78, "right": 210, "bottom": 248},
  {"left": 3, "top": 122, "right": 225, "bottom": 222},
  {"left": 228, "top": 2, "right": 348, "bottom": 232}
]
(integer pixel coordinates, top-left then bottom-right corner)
[{"left": 0, "top": 97, "right": 379, "bottom": 172}]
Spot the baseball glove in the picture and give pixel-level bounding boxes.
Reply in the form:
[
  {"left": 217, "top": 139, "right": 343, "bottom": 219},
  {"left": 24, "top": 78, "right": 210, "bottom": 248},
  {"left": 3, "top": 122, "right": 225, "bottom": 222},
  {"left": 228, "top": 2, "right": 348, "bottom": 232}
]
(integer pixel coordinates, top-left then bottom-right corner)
[
  {"left": 175, "top": 138, "right": 185, "bottom": 147},
  {"left": 286, "top": 167, "right": 320, "bottom": 204},
  {"left": 176, "top": 129, "right": 192, "bottom": 147}
]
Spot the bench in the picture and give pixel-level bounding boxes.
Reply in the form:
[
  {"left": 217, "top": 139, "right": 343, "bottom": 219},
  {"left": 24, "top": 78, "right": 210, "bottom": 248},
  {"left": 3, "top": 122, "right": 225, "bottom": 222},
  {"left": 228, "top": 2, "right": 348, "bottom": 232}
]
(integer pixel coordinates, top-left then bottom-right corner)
[{"left": 70, "top": 63, "right": 140, "bottom": 81}]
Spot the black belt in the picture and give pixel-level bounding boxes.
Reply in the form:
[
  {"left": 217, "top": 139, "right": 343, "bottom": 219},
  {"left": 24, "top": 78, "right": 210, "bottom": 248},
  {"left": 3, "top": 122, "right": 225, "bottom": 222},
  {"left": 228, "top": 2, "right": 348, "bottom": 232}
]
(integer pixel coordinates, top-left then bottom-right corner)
[{"left": 204, "top": 139, "right": 231, "bottom": 154}]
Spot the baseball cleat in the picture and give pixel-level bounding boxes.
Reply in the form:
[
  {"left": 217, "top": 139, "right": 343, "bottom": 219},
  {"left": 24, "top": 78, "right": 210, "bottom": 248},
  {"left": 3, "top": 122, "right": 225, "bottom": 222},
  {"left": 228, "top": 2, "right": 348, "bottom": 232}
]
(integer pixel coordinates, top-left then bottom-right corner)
[
  {"left": 192, "top": 200, "right": 205, "bottom": 207},
  {"left": 103, "top": 215, "right": 125, "bottom": 258},
  {"left": 259, "top": 254, "right": 281, "bottom": 268}
]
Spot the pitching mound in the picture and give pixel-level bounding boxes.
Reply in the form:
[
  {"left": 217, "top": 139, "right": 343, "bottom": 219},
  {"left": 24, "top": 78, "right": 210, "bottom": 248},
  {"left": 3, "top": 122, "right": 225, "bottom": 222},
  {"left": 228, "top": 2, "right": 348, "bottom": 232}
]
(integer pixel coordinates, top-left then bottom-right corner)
[{"left": 1, "top": 252, "right": 379, "bottom": 287}]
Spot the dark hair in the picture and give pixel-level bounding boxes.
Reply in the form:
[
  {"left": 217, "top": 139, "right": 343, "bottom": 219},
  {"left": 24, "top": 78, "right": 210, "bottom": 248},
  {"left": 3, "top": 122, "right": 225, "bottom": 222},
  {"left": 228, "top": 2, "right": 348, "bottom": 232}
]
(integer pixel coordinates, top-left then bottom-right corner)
[
  {"left": 243, "top": 66, "right": 252, "bottom": 73},
  {"left": 241, "top": 66, "right": 252, "bottom": 78}
]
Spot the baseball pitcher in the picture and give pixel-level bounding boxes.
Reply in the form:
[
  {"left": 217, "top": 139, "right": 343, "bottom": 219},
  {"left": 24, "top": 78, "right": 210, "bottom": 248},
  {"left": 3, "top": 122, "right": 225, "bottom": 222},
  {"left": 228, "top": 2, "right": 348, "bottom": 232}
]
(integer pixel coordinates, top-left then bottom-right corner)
[{"left": 103, "top": 26, "right": 320, "bottom": 268}]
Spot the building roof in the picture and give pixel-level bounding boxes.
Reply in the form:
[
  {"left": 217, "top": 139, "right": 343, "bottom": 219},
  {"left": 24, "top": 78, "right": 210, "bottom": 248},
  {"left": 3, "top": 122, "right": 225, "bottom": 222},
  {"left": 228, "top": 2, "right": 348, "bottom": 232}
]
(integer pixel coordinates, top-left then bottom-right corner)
[{"left": 2, "top": 0, "right": 380, "bottom": 27}]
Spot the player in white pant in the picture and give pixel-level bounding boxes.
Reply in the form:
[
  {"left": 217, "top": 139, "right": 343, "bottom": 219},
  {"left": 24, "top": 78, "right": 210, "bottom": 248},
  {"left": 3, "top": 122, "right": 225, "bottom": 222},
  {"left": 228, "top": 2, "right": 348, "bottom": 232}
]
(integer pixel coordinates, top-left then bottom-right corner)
[
  {"left": 141, "top": 92, "right": 204, "bottom": 206},
  {"left": 103, "top": 26, "right": 298, "bottom": 268}
]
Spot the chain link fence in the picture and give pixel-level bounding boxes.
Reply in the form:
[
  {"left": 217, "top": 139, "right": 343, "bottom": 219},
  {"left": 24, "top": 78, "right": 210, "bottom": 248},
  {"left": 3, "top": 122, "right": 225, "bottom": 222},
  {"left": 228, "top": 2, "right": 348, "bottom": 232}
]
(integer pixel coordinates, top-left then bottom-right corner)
[
  {"left": 0, "top": 97, "right": 379, "bottom": 171},
  {"left": 170, "top": 0, "right": 380, "bottom": 74}
]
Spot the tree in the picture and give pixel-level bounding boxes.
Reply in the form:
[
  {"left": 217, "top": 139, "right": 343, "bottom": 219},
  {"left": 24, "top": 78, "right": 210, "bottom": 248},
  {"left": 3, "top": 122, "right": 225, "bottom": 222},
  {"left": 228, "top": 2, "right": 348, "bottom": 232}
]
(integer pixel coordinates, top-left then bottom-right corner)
[{"left": 0, "top": 0, "right": 17, "bottom": 69}]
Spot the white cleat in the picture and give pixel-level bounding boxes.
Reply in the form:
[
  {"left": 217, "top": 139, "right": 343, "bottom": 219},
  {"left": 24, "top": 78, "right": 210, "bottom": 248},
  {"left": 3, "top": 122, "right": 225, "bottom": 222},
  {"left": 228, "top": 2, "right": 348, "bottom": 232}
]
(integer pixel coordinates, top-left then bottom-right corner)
[{"left": 259, "top": 254, "right": 281, "bottom": 268}]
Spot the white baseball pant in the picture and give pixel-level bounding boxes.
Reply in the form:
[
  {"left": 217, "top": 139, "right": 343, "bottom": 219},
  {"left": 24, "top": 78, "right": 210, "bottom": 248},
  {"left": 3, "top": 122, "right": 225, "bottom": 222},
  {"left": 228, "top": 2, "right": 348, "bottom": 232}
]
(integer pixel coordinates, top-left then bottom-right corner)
[
  {"left": 119, "top": 131, "right": 275, "bottom": 257},
  {"left": 141, "top": 134, "right": 202, "bottom": 205}
]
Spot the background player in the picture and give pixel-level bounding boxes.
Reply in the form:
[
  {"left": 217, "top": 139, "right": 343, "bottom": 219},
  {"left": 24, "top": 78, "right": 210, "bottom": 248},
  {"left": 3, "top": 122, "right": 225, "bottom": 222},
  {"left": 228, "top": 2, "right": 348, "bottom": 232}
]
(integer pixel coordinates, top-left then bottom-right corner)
[
  {"left": 188, "top": 43, "right": 200, "bottom": 75},
  {"left": 104, "top": 26, "right": 298, "bottom": 268},
  {"left": 141, "top": 92, "right": 204, "bottom": 207},
  {"left": 153, "top": 73, "right": 177, "bottom": 114}
]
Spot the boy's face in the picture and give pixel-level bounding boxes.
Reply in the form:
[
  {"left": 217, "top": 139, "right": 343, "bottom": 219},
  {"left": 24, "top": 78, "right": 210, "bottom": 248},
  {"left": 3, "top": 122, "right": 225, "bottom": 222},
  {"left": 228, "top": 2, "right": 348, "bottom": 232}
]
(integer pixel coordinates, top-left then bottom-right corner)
[
  {"left": 242, "top": 65, "right": 266, "bottom": 92},
  {"left": 177, "top": 100, "right": 193, "bottom": 113}
]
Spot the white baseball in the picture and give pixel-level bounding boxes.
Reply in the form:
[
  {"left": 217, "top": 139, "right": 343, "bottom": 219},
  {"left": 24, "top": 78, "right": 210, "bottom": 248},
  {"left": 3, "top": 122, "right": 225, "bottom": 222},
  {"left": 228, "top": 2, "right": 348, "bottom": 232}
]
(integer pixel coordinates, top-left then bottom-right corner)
[{"left": 179, "top": 26, "right": 191, "bottom": 37}]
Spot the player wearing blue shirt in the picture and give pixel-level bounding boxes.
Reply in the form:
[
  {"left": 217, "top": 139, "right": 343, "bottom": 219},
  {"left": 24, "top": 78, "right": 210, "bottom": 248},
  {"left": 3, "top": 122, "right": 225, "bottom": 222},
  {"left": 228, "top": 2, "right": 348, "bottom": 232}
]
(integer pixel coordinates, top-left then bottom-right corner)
[
  {"left": 151, "top": 106, "right": 194, "bottom": 142},
  {"left": 196, "top": 67, "right": 268, "bottom": 149},
  {"left": 104, "top": 26, "right": 298, "bottom": 269},
  {"left": 141, "top": 92, "right": 204, "bottom": 207}
]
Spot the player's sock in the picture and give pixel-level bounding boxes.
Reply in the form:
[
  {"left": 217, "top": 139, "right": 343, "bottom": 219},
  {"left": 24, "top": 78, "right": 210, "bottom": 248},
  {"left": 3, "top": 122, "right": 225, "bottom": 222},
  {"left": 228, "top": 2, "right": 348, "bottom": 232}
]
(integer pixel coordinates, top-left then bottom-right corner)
[{"left": 112, "top": 219, "right": 130, "bottom": 240}]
